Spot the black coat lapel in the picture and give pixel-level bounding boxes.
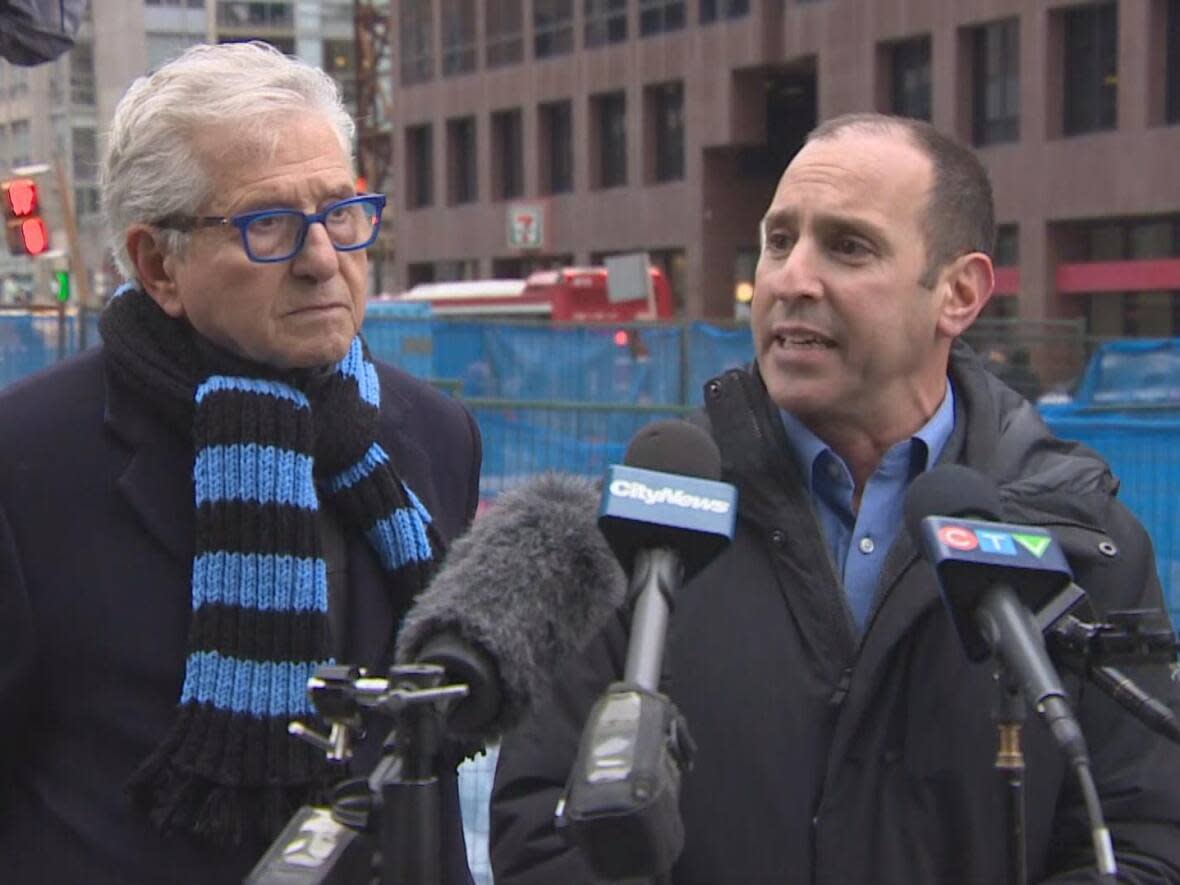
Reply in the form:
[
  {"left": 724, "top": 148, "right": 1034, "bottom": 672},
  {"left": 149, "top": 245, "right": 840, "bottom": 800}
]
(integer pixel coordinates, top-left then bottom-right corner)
[{"left": 104, "top": 369, "right": 194, "bottom": 564}]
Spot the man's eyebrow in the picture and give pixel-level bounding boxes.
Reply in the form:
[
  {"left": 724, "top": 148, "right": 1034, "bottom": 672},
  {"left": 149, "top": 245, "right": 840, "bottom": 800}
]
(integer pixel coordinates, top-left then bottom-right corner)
[{"left": 764, "top": 206, "right": 889, "bottom": 243}]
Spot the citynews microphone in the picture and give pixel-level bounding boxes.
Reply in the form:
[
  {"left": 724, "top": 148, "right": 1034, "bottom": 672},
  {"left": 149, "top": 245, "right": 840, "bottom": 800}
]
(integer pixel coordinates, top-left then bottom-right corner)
[
  {"left": 394, "top": 473, "right": 628, "bottom": 748},
  {"left": 903, "top": 465, "right": 1089, "bottom": 766},
  {"left": 560, "top": 420, "right": 737, "bottom": 881}
]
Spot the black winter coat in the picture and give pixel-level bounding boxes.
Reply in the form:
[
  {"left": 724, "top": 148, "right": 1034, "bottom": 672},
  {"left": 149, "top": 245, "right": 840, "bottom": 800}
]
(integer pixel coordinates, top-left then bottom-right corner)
[
  {"left": 0, "top": 347, "right": 483, "bottom": 885},
  {"left": 491, "top": 344, "right": 1180, "bottom": 885}
]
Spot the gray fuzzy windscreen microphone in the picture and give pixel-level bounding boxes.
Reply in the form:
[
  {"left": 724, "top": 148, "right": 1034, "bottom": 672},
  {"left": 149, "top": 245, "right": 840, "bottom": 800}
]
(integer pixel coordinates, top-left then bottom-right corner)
[{"left": 395, "top": 473, "right": 627, "bottom": 748}]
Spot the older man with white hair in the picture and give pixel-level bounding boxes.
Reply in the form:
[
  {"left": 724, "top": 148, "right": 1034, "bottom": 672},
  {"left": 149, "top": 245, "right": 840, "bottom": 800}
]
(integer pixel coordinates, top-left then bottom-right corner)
[{"left": 0, "top": 42, "right": 481, "bottom": 884}]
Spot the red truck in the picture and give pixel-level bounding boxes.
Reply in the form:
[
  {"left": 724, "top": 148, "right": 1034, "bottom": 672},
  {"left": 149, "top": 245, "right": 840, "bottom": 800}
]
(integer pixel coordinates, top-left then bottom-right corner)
[{"left": 388, "top": 265, "right": 675, "bottom": 321}]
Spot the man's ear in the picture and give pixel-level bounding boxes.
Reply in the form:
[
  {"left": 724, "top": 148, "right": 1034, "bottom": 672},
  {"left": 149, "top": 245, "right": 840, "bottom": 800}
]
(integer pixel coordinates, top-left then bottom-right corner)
[
  {"left": 936, "top": 252, "right": 995, "bottom": 339},
  {"left": 125, "top": 225, "right": 186, "bottom": 319}
]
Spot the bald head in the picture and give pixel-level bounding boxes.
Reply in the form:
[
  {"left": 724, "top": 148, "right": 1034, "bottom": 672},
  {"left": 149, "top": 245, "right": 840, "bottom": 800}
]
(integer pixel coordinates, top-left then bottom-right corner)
[{"left": 807, "top": 114, "right": 995, "bottom": 287}]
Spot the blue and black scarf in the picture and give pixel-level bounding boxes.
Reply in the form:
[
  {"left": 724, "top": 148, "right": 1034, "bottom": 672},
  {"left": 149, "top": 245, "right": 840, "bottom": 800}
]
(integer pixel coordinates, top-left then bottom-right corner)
[{"left": 99, "top": 287, "right": 441, "bottom": 845}]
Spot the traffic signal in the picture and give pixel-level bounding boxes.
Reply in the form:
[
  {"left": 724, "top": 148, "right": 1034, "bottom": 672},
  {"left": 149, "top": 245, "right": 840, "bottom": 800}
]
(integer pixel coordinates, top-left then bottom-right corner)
[
  {"left": 53, "top": 270, "right": 70, "bottom": 303},
  {"left": 3, "top": 178, "right": 50, "bottom": 256}
]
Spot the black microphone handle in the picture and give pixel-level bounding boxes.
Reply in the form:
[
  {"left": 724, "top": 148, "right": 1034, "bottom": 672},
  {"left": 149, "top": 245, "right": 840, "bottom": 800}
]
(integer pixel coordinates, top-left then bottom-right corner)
[
  {"left": 975, "top": 583, "right": 1090, "bottom": 766},
  {"left": 623, "top": 547, "right": 683, "bottom": 691},
  {"left": 1057, "top": 657, "right": 1180, "bottom": 746}
]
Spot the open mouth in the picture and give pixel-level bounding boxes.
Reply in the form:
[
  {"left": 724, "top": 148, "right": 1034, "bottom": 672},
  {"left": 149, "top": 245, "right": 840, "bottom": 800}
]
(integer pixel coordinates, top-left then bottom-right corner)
[{"left": 775, "top": 331, "right": 836, "bottom": 350}]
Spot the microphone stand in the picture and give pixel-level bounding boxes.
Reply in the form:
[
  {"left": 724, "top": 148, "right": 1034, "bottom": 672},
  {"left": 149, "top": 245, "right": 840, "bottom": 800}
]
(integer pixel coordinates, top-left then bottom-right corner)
[
  {"left": 993, "top": 666, "right": 1028, "bottom": 885},
  {"left": 247, "top": 664, "right": 469, "bottom": 885}
]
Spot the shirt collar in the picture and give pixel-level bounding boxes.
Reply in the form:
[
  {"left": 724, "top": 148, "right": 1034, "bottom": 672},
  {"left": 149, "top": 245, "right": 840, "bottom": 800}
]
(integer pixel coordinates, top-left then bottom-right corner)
[{"left": 779, "top": 380, "right": 957, "bottom": 493}]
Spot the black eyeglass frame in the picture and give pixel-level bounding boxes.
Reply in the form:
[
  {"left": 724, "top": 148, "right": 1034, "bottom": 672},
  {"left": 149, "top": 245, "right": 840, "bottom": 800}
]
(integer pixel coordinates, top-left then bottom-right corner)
[{"left": 153, "top": 193, "right": 387, "bottom": 263}]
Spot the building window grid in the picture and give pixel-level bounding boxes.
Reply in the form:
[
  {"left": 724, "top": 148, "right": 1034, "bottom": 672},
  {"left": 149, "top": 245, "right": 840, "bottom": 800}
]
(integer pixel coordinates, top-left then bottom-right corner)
[
  {"left": 11, "top": 120, "right": 30, "bottom": 167},
  {"left": 972, "top": 19, "right": 1020, "bottom": 146},
  {"left": 69, "top": 43, "right": 96, "bottom": 106},
  {"left": 652, "top": 82, "right": 685, "bottom": 183},
  {"left": 406, "top": 124, "right": 434, "bottom": 209},
  {"left": 640, "top": 0, "right": 685, "bottom": 36},
  {"left": 72, "top": 128, "right": 98, "bottom": 183},
  {"left": 890, "top": 37, "right": 932, "bottom": 121},
  {"left": 400, "top": 0, "right": 434, "bottom": 85},
  {"left": 441, "top": 0, "right": 477, "bottom": 76},
  {"left": 492, "top": 109, "right": 524, "bottom": 200},
  {"left": 699, "top": 0, "right": 747, "bottom": 25},
  {"left": 595, "top": 91, "right": 627, "bottom": 189},
  {"left": 1062, "top": 1, "right": 1118, "bottom": 136},
  {"left": 447, "top": 116, "right": 478, "bottom": 205},
  {"left": 486, "top": 0, "right": 524, "bottom": 68},
  {"left": 215, "top": 1, "right": 294, "bottom": 30},
  {"left": 535, "top": 0, "right": 574, "bottom": 58},
  {"left": 540, "top": 100, "right": 573, "bottom": 195},
  {"left": 1167, "top": 0, "right": 1180, "bottom": 124},
  {"left": 584, "top": 0, "right": 627, "bottom": 48}
]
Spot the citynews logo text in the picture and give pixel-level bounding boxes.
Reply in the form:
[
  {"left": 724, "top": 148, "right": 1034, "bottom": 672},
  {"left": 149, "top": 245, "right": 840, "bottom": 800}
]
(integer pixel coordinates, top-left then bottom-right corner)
[{"left": 609, "top": 479, "right": 731, "bottom": 514}]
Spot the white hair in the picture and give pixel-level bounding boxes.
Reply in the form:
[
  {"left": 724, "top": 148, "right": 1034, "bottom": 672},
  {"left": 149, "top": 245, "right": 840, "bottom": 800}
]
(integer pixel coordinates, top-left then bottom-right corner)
[{"left": 101, "top": 41, "right": 357, "bottom": 281}]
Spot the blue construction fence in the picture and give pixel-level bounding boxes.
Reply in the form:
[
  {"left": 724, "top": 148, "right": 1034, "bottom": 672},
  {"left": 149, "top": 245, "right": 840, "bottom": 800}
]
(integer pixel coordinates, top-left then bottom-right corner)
[{"left": 2, "top": 307, "right": 1177, "bottom": 624}]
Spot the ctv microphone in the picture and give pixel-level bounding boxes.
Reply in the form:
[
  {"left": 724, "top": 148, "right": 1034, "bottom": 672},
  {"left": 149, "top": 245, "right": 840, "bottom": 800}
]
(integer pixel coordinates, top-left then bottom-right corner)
[
  {"left": 905, "top": 465, "right": 1118, "bottom": 879},
  {"left": 395, "top": 473, "right": 628, "bottom": 747},
  {"left": 560, "top": 420, "right": 737, "bottom": 881},
  {"left": 903, "top": 465, "right": 1088, "bottom": 763}
]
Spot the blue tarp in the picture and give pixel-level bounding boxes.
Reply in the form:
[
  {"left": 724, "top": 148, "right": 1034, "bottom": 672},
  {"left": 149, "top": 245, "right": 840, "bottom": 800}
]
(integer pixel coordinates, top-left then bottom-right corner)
[{"left": 1, "top": 312, "right": 1175, "bottom": 623}]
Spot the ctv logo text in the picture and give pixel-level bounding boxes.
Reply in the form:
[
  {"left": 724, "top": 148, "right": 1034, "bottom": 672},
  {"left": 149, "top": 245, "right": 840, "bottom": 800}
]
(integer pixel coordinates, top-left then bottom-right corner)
[{"left": 936, "top": 524, "right": 1053, "bottom": 558}]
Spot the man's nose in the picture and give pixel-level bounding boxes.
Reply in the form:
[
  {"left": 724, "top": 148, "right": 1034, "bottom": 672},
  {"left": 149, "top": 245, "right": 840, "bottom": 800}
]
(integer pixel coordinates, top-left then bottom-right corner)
[
  {"left": 291, "top": 222, "right": 341, "bottom": 280},
  {"left": 767, "top": 238, "right": 823, "bottom": 301}
]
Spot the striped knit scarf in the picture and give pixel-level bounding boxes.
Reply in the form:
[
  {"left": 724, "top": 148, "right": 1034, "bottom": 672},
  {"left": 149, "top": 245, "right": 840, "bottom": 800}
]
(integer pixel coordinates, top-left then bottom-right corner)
[{"left": 99, "top": 287, "right": 441, "bottom": 845}]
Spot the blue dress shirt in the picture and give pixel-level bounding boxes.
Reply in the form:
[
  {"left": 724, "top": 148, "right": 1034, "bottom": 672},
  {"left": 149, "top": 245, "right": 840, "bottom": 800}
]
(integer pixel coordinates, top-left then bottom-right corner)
[{"left": 779, "top": 383, "right": 956, "bottom": 636}]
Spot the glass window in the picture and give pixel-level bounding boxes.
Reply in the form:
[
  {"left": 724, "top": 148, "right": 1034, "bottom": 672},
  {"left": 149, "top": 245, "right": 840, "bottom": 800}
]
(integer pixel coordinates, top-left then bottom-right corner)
[
  {"left": 11, "top": 120, "right": 30, "bottom": 167},
  {"left": 69, "top": 42, "right": 96, "bottom": 105},
  {"left": 72, "top": 128, "right": 99, "bottom": 182},
  {"left": 640, "top": 0, "right": 684, "bottom": 36},
  {"left": 994, "top": 224, "right": 1019, "bottom": 266},
  {"left": 585, "top": 0, "right": 627, "bottom": 47},
  {"left": 486, "top": 0, "right": 524, "bottom": 67},
  {"left": 405, "top": 124, "right": 434, "bottom": 209},
  {"left": 1062, "top": 2, "right": 1117, "bottom": 136},
  {"left": 535, "top": 0, "right": 574, "bottom": 58},
  {"left": 147, "top": 34, "right": 202, "bottom": 71},
  {"left": 492, "top": 109, "right": 524, "bottom": 200},
  {"left": 447, "top": 116, "right": 478, "bottom": 205},
  {"left": 594, "top": 91, "right": 627, "bottom": 188},
  {"left": 441, "top": 0, "right": 477, "bottom": 76},
  {"left": 651, "top": 82, "right": 685, "bottom": 182},
  {"left": 699, "top": 0, "right": 747, "bottom": 25},
  {"left": 400, "top": 0, "right": 434, "bottom": 85},
  {"left": 539, "top": 99, "right": 573, "bottom": 194},
  {"left": 1167, "top": 0, "right": 1180, "bottom": 124},
  {"left": 971, "top": 18, "right": 1020, "bottom": 146},
  {"left": 890, "top": 36, "right": 931, "bottom": 121}
]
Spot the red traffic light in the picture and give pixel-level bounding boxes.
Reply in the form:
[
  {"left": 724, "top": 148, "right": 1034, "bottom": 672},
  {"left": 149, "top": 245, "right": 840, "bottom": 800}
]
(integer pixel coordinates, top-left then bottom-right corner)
[
  {"left": 5, "top": 216, "right": 49, "bottom": 256},
  {"left": 3, "top": 178, "right": 39, "bottom": 218}
]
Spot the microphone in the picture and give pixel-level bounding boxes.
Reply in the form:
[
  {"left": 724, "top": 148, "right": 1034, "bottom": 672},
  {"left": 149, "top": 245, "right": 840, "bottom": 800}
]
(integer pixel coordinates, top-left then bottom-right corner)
[
  {"left": 903, "top": 465, "right": 1087, "bottom": 763},
  {"left": 560, "top": 420, "right": 737, "bottom": 880},
  {"left": 250, "top": 474, "right": 628, "bottom": 885},
  {"left": 394, "top": 472, "right": 628, "bottom": 747},
  {"left": 904, "top": 465, "right": 1121, "bottom": 879}
]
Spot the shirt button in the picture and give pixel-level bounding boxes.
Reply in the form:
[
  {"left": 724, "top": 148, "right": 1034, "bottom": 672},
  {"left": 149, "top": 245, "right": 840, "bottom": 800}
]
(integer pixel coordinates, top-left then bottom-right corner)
[{"left": 859, "top": 536, "right": 875, "bottom": 554}]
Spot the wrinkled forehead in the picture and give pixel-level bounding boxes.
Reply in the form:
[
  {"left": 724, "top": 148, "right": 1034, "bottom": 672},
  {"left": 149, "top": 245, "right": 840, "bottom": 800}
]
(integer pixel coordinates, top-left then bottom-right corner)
[{"left": 767, "top": 129, "right": 933, "bottom": 227}]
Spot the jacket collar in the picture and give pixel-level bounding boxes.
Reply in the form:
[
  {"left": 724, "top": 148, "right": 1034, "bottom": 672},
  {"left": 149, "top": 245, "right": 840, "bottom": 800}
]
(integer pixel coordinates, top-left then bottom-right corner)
[{"left": 700, "top": 342, "right": 1117, "bottom": 692}]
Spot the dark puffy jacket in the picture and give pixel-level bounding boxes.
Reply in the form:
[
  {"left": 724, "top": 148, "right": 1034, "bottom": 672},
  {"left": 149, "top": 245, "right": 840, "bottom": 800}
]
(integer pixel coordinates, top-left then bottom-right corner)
[{"left": 491, "top": 343, "right": 1180, "bottom": 885}]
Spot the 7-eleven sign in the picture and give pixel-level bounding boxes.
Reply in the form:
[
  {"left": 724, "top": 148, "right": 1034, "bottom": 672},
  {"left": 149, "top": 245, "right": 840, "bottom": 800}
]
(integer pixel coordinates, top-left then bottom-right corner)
[{"left": 507, "top": 202, "right": 545, "bottom": 250}]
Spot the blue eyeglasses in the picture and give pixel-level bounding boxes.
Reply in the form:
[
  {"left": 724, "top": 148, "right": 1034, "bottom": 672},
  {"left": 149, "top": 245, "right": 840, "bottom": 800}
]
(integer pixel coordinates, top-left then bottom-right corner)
[{"left": 154, "top": 193, "right": 387, "bottom": 263}]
